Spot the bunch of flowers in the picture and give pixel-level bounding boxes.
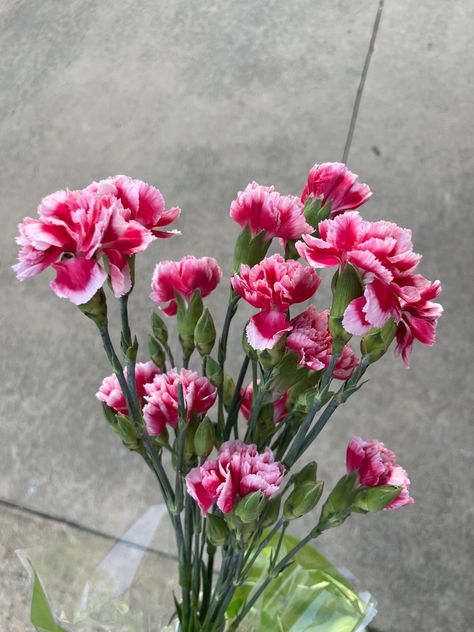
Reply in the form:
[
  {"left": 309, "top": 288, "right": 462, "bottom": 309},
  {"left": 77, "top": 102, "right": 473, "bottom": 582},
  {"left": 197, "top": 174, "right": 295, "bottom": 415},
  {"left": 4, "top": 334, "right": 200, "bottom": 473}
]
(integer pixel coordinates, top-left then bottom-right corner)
[{"left": 14, "top": 162, "right": 442, "bottom": 631}]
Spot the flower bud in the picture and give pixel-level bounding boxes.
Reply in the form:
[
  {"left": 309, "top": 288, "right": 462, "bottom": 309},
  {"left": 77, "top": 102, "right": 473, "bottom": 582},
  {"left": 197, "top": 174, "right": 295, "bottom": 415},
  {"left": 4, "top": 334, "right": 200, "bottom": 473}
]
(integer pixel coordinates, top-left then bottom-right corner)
[
  {"left": 235, "top": 491, "right": 266, "bottom": 524},
  {"left": 114, "top": 413, "right": 140, "bottom": 451},
  {"left": 352, "top": 484, "right": 402, "bottom": 513},
  {"left": 204, "top": 356, "right": 223, "bottom": 387},
  {"left": 78, "top": 288, "right": 107, "bottom": 327},
  {"left": 223, "top": 374, "right": 236, "bottom": 411},
  {"left": 151, "top": 311, "right": 169, "bottom": 343},
  {"left": 194, "top": 308, "right": 216, "bottom": 357},
  {"left": 260, "top": 494, "right": 281, "bottom": 527},
  {"left": 291, "top": 461, "right": 318, "bottom": 485},
  {"left": 194, "top": 417, "right": 216, "bottom": 457},
  {"left": 184, "top": 416, "right": 200, "bottom": 460},
  {"left": 206, "top": 514, "right": 229, "bottom": 546},
  {"left": 232, "top": 226, "right": 271, "bottom": 273},
  {"left": 284, "top": 480, "right": 324, "bottom": 520},
  {"left": 176, "top": 290, "right": 204, "bottom": 358},
  {"left": 329, "top": 265, "right": 363, "bottom": 354},
  {"left": 360, "top": 319, "right": 397, "bottom": 364},
  {"left": 318, "top": 472, "right": 358, "bottom": 530},
  {"left": 148, "top": 335, "right": 166, "bottom": 369}
]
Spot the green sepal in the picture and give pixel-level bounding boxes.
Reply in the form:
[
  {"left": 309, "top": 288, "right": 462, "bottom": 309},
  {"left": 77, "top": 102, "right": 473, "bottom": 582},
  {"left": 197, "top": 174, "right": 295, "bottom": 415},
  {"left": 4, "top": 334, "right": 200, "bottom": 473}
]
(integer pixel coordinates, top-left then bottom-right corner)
[
  {"left": 232, "top": 226, "right": 271, "bottom": 272},
  {"left": 235, "top": 491, "right": 266, "bottom": 524},
  {"left": 329, "top": 265, "right": 363, "bottom": 353},
  {"left": 204, "top": 356, "right": 223, "bottom": 387},
  {"left": 78, "top": 288, "right": 108, "bottom": 327},
  {"left": 352, "top": 484, "right": 402, "bottom": 513},
  {"left": 318, "top": 472, "right": 358, "bottom": 530},
  {"left": 360, "top": 318, "right": 398, "bottom": 363},
  {"left": 176, "top": 290, "right": 204, "bottom": 358},
  {"left": 148, "top": 335, "right": 166, "bottom": 369},
  {"left": 303, "top": 196, "right": 333, "bottom": 230},
  {"left": 260, "top": 494, "right": 281, "bottom": 527},
  {"left": 206, "top": 514, "right": 229, "bottom": 546},
  {"left": 223, "top": 374, "right": 236, "bottom": 411},
  {"left": 194, "top": 416, "right": 215, "bottom": 457},
  {"left": 290, "top": 461, "right": 318, "bottom": 485}
]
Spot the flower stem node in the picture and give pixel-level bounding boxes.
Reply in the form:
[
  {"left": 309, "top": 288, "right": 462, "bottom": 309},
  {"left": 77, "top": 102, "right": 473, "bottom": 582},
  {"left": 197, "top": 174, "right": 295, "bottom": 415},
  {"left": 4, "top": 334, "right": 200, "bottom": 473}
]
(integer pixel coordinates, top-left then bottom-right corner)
[
  {"left": 78, "top": 288, "right": 108, "bottom": 327},
  {"left": 194, "top": 417, "right": 216, "bottom": 457},
  {"left": 235, "top": 491, "right": 266, "bottom": 524},
  {"left": 194, "top": 308, "right": 217, "bottom": 357},
  {"left": 283, "top": 480, "right": 324, "bottom": 520}
]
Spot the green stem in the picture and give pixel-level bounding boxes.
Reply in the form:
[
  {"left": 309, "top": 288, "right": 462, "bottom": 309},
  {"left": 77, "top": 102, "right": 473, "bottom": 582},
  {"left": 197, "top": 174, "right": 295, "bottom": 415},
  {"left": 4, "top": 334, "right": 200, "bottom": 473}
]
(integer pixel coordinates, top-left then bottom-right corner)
[
  {"left": 217, "top": 289, "right": 239, "bottom": 439},
  {"left": 223, "top": 355, "right": 250, "bottom": 441},
  {"left": 239, "top": 517, "right": 285, "bottom": 579}
]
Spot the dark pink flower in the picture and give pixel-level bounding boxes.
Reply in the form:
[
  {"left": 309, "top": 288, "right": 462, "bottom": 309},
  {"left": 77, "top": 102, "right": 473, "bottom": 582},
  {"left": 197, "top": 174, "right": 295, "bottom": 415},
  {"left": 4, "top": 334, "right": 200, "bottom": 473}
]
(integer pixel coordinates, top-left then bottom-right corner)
[
  {"left": 286, "top": 306, "right": 359, "bottom": 379},
  {"left": 346, "top": 436, "right": 414, "bottom": 510},
  {"left": 14, "top": 177, "right": 180, "bottom": 305},
  {"left": 88, "top": 175, "right": 181, "bottom": 237},
  {"left": 296, "top": 212, "right": 429, "bottom": 336},
  {"left": 240, "top": 382, "right": 288, "bottom": 423},
  {"left": 395, "top": 279, "right": 443, "bottom": 367},
  {"left": 143, "top": 368, "right": 217, "bottom": 436},
  {"left": 231, "top": 254, "right": 321, "bottom": 350},
  {"left": 301, "top": 162, "right": 371, "bottom": 217},
  {"left": 150, "top": 256, "right": 222, "bottom": 316},
  {"left": 230, "top": 181, "right": 312, "bottom": 241},
  {"left": 96, "top": 361, "right": 161, "bottom": 415},
  {"left": 186, "top": 440, "right": 285, "bottom": 514}
]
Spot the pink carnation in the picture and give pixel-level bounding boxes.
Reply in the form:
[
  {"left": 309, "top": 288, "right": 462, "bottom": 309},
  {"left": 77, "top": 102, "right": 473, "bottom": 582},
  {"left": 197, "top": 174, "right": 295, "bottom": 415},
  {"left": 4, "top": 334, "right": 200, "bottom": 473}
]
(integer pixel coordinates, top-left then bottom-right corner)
[
  {"left": 150, "top": 256, "right": 222, "bottom": 316},
  {"left": 301, "top": 162, "right": 371, "bottom": 217},
  {"left": 346, "top": 436, "right": 414, "bottom": 510},
  {"left": 186, "top": 440, "right": 285, "bottom": 514},
  {"left": 231, "top": 254, "right": 321, "bottom": 350},
  {"left": 286, "top": 307, "right": 359, "bottom": 379},
  {"left": 240, "top": 382, "right": 288, "bottom": 423},
  {"left": 96, "top": 361, "right": 161, "bottom": 415},
  {"left": 87, "top": 175, "right": 181, "bottom": 237},
  {"left": 296, "top": 212, "right": 442, "bottom": 357},
  {"left": 230, "top": 182, "right": 312, "bottom": 241},
  {"left": 395, "top": 279, "right": 443, "bottom": 367},
  {"left": 143, "top": 368, "right": 217, "bottom": 436},
  {"left": 13, "top": 178, "right": 180, "bottom": 305}
]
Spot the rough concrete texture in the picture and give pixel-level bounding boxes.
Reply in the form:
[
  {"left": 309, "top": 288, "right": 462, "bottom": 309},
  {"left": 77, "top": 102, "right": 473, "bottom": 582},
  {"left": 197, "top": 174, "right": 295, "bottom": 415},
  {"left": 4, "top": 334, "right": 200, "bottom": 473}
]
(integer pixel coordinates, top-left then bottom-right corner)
[{"left": 0, "top": 1, "right": 472, "bottom": 630}]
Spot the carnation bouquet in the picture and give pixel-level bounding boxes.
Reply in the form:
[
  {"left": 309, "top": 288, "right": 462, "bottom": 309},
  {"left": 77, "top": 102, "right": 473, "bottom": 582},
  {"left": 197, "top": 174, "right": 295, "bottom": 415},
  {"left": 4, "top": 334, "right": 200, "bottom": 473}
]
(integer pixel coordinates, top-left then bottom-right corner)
[{"left": 14, "top": 164, "right": 442, "bottom": 631}]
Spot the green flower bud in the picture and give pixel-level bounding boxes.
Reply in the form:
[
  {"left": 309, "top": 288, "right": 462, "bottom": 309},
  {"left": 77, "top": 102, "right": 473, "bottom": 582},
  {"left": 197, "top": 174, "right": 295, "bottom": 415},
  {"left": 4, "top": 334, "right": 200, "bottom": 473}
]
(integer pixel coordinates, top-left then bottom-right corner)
[
  {"left": 206, "top": 514, "right": 229, "bottom": 547},
  {"left": 204, "top": 356, "right": 223, "bottom": 387},
  {"left": 284, "top": 480, "right": 324, "bottom": 520},
  {"left": 232, "top": 226, "right": 271, "bottom": 273},
  {"left": 148, "top": 335, "right": 166, "bottom": 369},
  {"left": 318, "top": 472, "right": 358, "bottom": 530},
  {"left": 151, "top": 311, "right": 168, "bottom": 343},
  {"left": 223, "top": 374, "right": 236, "bottom": 411},
  {"left": 235, "top": 491, "right": 266, "bottom": 524},
  {"left": 184, "top": 416, "right": 200, "bottom": 459},
  {"left": 291, "top": 461, "right": 318, "bottom": 485},
  {"left": 194, "top": 417, "right": 215, "bottom": 457},
  {"left": 352, "top": 484, "right": 402, "bottom": 513},
  {"left": 329, "top": 265, "right": 363, "bottom": 354},
  {"left": 260, "top": 494, "right": 281, "bottom": 527},
  {"left": 194, "top": 308, "right": 216, "bottom": 357},
  {"left": 360, "top": 319, "right": 397, "bottom": 364},
  {"left": 78, "top": 288, "right": 107, "bottom": 327}
]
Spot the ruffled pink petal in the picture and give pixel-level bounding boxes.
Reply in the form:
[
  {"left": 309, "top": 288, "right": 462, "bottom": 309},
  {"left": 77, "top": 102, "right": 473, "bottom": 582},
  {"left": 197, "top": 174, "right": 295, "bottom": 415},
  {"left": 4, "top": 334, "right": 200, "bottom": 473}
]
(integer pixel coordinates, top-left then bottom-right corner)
[
  {"left": 50, "top": 257, "right": 107, "bottom": 305},
  {"left": 246, "top": 311, "right": 293, "bottom": 351},
  {"left": 186, "top": 467, "right": 216, "bottom": 515},
  {"left": 342, "top": 297, "right": 372, "bottom": 336},
  {"left": 363, "top": 280, "right": 396, "bottom": 328}
]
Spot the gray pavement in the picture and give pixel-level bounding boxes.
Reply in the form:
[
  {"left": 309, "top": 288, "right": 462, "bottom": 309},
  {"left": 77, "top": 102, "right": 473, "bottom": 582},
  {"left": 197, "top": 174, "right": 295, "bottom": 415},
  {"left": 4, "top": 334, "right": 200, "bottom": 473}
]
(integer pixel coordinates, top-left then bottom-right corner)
[{"left": 1, "top": 1, "right": 473, "bottom": 630}]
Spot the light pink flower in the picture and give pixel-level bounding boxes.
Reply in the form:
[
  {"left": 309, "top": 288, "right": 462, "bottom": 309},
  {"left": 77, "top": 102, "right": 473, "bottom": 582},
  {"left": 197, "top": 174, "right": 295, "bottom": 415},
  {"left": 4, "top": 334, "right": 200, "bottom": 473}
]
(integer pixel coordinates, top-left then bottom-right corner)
[
  {"left": 96, "top": 361, "right": 161, "bottom": 415},
  {"left": 150, "top": 256, "right": 222, "bottom": 316},
  {"left": 240, "top": 382, "right": 288, "bottom": 423},
  {"left": 230, "top": 182, "right": 312, "bottom": 241},
  {"left": 186, "top": 440, "right": 285, "bottom": 514},
  {"left": 143, "top": 368, "right": 217, "bottom": 436},
  {"left": 296, "top": 212, "right": 426, "bottom": 336},
  {"left": 231, "top": 254, "right": 321, "bottom": 350},
  {"left": 395, "top": 279, "right": 443, "bottom": 367},
  {"left": 14, "top": 178, "right": 180, "bottom": 305},
  {"left": 301, "top": 162, "right": 371, "bottom": 217},
  {"left": 346, "top": 436, "right": 414, "bottom": 510},
  {"left": 88, "top": 175, "right": 181, "bottom": 237},
  {"left": 286, "top": 306, "right": 359, "bottom": 379}
]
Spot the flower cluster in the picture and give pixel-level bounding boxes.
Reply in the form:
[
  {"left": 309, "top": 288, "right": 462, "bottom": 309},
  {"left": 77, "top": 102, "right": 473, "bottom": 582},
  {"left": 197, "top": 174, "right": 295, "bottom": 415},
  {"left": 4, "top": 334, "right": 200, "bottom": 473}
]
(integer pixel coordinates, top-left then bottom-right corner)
[
  {"left": 150, "top": 255, "right": 222, "bottom": 316},
  {"left": 143, "top": 368, "right": 217, "bottom": 436},
  {"left": 13, "top": 175, "right": 180, "bottom": 305},
  {"left": 297, "top": 211, "right": 443, "bottom": 365},
  {"left": 232, "top": 254, "right": 320, "bottom": 350},
  {"left": 186, "top": 440, "right": 285, "bottom": 514},
  {"left": 347, "top": 436, "right": 413, "bottom": 510}
]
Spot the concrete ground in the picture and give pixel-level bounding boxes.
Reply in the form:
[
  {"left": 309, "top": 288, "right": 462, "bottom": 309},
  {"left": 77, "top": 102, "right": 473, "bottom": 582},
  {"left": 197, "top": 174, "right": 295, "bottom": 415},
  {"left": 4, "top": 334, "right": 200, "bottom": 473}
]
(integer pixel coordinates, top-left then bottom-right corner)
[{"left": 1, "top": 1, "right": 473, "bottom": 630}]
